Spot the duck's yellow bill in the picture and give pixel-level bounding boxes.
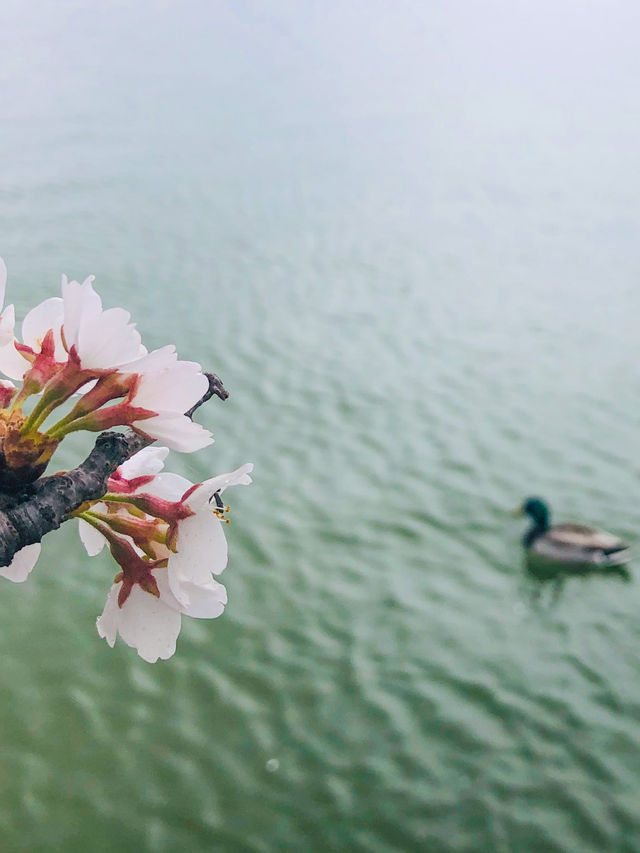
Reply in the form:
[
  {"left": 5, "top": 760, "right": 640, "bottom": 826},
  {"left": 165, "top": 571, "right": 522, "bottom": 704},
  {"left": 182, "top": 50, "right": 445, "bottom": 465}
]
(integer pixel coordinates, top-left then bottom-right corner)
[{"left": 510, "top": 505, "right": 524, "bottom": 517}]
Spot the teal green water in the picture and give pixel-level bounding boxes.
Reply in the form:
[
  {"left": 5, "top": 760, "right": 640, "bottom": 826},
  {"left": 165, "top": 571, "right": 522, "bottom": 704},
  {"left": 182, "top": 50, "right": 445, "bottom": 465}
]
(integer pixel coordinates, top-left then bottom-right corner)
[{"left": 1, "top": 2, "right": 640, "bottom": 850}]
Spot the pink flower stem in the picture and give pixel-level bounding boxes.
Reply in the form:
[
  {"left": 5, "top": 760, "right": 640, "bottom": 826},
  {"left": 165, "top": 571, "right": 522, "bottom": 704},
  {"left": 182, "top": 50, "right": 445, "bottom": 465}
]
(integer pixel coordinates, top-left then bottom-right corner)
[{"left": 43, "top": 372, "right": 133, "bottom": 436}]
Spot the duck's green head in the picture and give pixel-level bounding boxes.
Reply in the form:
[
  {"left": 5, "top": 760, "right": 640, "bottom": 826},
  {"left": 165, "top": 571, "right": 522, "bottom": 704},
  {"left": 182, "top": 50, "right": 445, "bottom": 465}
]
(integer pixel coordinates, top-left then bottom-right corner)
[{"left": 517, "top": 497, "right": 550, "bottom": 529}]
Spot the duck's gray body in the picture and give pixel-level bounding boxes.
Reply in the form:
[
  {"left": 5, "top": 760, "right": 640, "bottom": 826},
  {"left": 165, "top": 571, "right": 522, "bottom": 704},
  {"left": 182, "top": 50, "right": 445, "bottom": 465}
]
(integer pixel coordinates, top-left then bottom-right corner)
[
  {"left": 518, "top": 498, "right": 631, "bottom": 569},
  {"left": 529, "top": 522, "right": 631, "bottom": 567}
]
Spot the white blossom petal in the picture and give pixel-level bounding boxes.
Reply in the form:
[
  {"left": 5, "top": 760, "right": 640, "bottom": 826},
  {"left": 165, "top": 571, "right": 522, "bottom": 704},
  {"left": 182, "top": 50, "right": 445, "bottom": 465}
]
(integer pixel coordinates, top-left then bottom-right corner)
[
  {"left": 78, "top": 518, "right": 107, "bottom": 556},
  {"left": 96, "top": 582, "right": 120, "bottom": 647},
  {"left": 178, "top": 579, "right": 227, "bottom": 619},
  {"left": 141, "top": 471, "right": 192, "bottom": 502},
  {"left": 76, "top": 306, "right": 142, "bottom": 369},
  {"left": 153, "top": 568, "right": 182, "bottom": 606},
  {"left": 132, "top": 413, "right": 213, "bottom": 453},
  {"left": 132, "top": 361, "right": 209, "bottom": 413},
  {"left": 0, "top": 337, "right": 30, "bottom": 380},
  {"left": 155, "top": 567, "right": 226, "bottom": 619},
  {"left": 118, "top": 345, "right": 177, "bottom": 375},
  {"left": 97, "top": 580, "right": 182, "bottom": 663},
  {"left": 0, "top": 543, "right": 41, "bottom": 583},
  {"left": 168, "top": 511, "right": 228, "bottom": 605},
  {"left": 118, "top": 446, "right": 170, "bottom": 481},
  {"left": 21, "top": 297, "right": 65, "bottom": 359},
  {"left": 97, "top": 578, "right": 183, "bottom": 662},
  {"left": 186, "top": 464, "right": 254, "bottom": 511},
  {"left": 61, "top": 275, "right": 100, "bottom": 349},
  {"left": 0, "top": 303, "right": 14, "bottom": 348}
]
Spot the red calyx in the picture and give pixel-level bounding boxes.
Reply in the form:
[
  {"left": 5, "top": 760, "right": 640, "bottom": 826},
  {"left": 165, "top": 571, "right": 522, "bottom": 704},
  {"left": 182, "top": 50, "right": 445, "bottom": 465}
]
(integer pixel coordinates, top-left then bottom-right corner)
[
  {"left": 18, "top": 329, "right": 64, "bottom": 391},
  {"left": 106, "top": 534, "right": 166, "bottom": 608},
  {"left": 107, "top": 471, "right": 156, "bottom": 494}
]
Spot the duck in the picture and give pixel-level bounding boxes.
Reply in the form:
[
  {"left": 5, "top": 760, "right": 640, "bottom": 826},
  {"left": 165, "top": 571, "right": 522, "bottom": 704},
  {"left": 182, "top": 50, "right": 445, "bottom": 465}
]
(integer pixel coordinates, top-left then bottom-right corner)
[{"left": 514, "top": 497, "right": 631, "bottom": 568}]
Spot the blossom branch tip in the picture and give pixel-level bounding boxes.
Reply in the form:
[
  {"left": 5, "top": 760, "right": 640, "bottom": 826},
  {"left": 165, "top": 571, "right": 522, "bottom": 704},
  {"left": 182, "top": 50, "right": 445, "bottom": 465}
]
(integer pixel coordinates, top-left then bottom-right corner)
[{"left": 185, "top": 372, "right": 228, "bottom": 419}]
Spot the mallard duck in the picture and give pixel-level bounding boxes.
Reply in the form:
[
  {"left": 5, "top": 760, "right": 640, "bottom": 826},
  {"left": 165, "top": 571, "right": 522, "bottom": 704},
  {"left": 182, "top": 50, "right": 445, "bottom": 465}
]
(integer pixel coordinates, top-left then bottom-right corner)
[{"left": 514, "top": 497, "right": 631, "bottom": 568}]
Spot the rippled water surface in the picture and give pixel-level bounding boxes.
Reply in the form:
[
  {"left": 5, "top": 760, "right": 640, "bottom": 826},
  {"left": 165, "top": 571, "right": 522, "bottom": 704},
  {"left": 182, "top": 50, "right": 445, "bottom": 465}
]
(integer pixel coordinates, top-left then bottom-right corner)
[{"left": 1, "top": 2, "right": 640, "bottom": 851}]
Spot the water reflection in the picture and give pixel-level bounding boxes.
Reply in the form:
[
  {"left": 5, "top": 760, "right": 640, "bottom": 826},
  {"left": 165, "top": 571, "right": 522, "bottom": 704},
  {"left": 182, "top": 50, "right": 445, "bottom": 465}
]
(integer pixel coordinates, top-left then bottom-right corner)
[{"left": 524, "top": 551, "right": 632, "bottom": 583}]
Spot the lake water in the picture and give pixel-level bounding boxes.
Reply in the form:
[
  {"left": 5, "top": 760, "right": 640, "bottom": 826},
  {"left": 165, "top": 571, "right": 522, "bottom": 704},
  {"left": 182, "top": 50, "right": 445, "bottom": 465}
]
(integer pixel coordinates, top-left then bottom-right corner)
[{"left": 0, "top": 2, "right": 639, "bottom": 850}]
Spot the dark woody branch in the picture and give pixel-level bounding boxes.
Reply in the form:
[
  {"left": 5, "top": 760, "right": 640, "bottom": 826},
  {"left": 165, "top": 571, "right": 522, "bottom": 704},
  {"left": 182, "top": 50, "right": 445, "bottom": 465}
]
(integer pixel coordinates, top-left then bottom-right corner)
[{"left": 0, "top": 373, "right": 226, "bottom": 567}]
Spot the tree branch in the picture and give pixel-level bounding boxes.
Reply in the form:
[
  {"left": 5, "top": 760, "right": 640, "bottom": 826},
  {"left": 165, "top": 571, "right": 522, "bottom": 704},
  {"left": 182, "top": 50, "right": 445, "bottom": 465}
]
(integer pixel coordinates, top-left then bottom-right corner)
[{"left": 0, "top": 372, "right": 226, "bottom": 567}]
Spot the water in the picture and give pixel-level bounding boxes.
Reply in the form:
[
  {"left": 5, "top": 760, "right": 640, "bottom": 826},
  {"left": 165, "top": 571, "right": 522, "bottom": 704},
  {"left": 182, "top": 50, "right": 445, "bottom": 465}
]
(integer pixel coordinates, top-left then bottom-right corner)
[{"left": 0, "top": 2, "right": 639, "bottom": 850}]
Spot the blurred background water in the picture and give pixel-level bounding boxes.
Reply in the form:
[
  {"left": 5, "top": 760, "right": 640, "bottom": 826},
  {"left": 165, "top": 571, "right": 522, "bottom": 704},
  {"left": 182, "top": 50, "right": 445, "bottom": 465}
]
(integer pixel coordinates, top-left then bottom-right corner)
[{"left": 0, "top": 1, "right": 639, "bottom": 850}]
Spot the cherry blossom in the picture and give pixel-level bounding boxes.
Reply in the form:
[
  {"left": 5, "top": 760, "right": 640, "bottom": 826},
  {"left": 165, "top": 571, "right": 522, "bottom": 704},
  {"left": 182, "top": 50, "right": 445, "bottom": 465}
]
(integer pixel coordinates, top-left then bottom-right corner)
[
  {"left": 97, "top": 564, "right": 227, "bottom": 663},
  {"left": 79, "top": 455, "right": 253, "bottom": 601},
  {"left": 77, "top": 446, "right": 170, "bottom": 556},
  {"left": 0, "top": 272, "right": 146, "bottom": 429},
  {"left": 96, "top": 460, "right": 253, "bottom": 605},
  {"left": 0, "top": 270, "right": 211, "bottom": 454},
  {"left": 0, "top": 294, "right": 66, "bottom": 382},
  {"left": 0, "top": 257, "right": 251, "bottom": 664},
  {"left": 155, "top": 464, "right": 253, "bottom": 606},
  {"left": 0, "top": 263, "right": 144, "bottom": 383},
  {"left": 90, "top": 522, "right": 228, "bottom": 663},
  {"left": 61, "top": 275, "right": 145, "bottom": 370},
  {"left": 51, "top": 355, "right": 213, "bottom": 451},
  {"left": 77, "top": 450, "right": 252, "bottom": 662},
  {"left": 124, "top": 361, "right": 212, "bottom": 451},
  {"left": 50, "top": 356, "right": 213, "bottom": 453}
]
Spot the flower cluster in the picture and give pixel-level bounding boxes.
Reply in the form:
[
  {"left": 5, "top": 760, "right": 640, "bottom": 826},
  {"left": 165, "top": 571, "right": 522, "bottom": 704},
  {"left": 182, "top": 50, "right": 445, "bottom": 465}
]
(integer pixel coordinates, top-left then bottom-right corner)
[{"left": 0, "top": 259, "right": 252, "bottom": 662}]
